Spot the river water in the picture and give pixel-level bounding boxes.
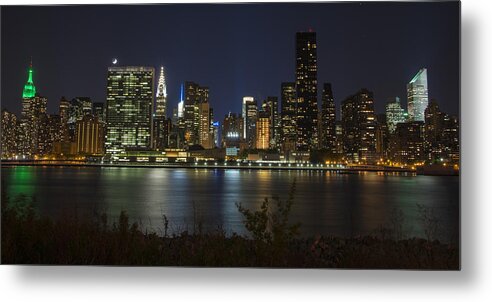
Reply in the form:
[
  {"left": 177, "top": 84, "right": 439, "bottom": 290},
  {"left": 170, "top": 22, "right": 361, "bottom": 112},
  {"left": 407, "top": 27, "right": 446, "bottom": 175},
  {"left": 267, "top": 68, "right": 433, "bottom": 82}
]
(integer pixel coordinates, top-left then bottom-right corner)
[{"left": 1, "top": 166, "right": 459, "bottom": 241}]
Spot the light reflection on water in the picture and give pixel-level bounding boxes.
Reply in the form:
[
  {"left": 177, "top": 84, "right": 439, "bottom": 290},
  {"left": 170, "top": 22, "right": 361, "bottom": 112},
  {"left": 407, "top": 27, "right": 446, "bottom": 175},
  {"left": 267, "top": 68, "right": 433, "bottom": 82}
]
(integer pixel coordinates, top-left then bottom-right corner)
[{"left": 2, "top": 166, "right": 459, "bottom": 241}]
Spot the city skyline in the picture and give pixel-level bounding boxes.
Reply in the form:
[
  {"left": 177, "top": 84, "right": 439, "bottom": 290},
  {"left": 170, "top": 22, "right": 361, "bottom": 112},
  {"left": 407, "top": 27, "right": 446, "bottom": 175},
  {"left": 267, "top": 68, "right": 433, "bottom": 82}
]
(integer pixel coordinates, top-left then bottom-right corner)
[{"left": 1, "top": 2, "right": 459, "bottom": 119}]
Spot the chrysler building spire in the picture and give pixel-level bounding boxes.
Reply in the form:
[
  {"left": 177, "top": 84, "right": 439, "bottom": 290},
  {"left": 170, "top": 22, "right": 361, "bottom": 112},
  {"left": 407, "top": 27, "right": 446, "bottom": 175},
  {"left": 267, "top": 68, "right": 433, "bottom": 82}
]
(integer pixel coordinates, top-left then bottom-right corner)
[{"left": 155, "top": 66, "right": 167, "bottom": 118}]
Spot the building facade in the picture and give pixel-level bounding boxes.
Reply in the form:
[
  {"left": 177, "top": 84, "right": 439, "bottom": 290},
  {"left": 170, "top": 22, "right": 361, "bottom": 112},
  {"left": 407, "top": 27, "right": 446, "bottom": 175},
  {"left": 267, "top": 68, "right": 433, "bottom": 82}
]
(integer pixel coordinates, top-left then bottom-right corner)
[
  {"left": 76, "top": 115, "right": 104, "bottom": 155},
  {"left": 385, "top": 97, "right": 406, "bottom": 134},
  {"left": 407, "top": 68, "right": 428, "bottom": 122},
  {"left": 295, "top": 31, "right": 318, "bottom": 151},
  {"left": 105, "top": 66, "right": 155, "bottom": 154},
  {"left": 256, "top": 111, "right": 271, "bottom": 150},
  {"left": 341, "top": 89, "right": 377, "bottom": 163},
  {"left": 242, "top": 96, "right": 258, "bottom": 149},
  {"left": 280, "top": 82, "right": 297, "bottom": 152},
  {"left": 320, "top": 83, "right": 336, "bottom": 152}
]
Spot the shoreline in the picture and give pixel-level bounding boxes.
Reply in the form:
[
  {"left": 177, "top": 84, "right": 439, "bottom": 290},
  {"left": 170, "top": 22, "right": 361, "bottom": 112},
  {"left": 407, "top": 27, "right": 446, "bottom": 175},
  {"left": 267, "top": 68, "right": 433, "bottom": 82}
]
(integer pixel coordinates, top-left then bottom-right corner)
[{"left": 1, "top": 161, "right": 419, "bottom": 173}]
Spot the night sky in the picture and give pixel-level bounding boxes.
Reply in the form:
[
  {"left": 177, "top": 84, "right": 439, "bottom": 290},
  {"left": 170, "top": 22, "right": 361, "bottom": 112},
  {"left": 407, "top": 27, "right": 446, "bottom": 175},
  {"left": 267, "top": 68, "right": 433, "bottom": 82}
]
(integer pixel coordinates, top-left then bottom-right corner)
[{"left": 1, "top": 2, "right": 460, "bottom": 120}]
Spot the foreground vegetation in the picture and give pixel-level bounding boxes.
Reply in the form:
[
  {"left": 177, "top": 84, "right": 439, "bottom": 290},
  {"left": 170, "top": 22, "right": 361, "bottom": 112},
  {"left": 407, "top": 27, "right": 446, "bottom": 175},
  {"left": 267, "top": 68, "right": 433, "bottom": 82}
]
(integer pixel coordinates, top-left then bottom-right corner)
[{"left": 1, "top": 184, "right": 459, "bottom": 269}]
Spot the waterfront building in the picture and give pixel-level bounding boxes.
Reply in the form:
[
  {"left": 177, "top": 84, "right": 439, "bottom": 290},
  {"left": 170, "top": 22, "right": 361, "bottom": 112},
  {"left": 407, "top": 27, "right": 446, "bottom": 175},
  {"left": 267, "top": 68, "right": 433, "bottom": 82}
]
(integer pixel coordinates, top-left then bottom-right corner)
[
  {"left": 341, "top": 89, "right": 377, "bottom": 163},
  {"left": 407, "top": 68, "right": 428, "bottom": 122},
  {"left": 155, "top": 66, "right": 167, "bottom": 118},
  {"left": 385, "top": 97, "right": 406, "bottom": 134},
  {"left": 256, "top": 111, "right": 270, "bottom": 150},
  {"left": 424, "top": 100, "right": 459, "bottom": 163},
  {"left": 320, "top": 83, "right": 336, "bottom": 152},
  {"left": 75, "top": 115, "right": 104, "bottom": 155},
  {"left": 389, "top": 121, "right": 425, "bottom": 165},
  {"left": 1, "top": 109, "right": 19, "bottom": 158},
  {"left": 295, "top": 31, "right": 318, "bottom": 151},
  {"left": 105, "top": 66, "right": 155, "bottom": 154},
  {"left": 280, "top": 82, "right": 297, "bottom": 152}
]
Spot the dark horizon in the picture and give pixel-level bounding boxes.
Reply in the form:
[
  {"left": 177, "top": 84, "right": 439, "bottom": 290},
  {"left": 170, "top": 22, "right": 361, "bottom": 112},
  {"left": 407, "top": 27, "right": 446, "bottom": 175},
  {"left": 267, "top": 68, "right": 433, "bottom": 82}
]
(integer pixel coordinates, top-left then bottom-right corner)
[{"left": 1, "top": 2, "right": 460, "bottom": 118}]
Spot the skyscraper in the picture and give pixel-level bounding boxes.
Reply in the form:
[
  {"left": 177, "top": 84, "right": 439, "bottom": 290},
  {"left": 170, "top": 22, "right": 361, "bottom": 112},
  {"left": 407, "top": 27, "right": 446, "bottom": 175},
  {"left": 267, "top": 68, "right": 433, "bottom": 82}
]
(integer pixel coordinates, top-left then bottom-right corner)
[
  {"left": 407, "top": 68, "right": 428, "bottom": 122},
  {"left": 341, "top": 89, "right": 377, "bottom": 163},
  {"left": 68, "top": 97, "right": 93, "bottom": 141},
  {"left": 22, "top": 94, "right": 49, "bottom": 155},
  {"left": 263, "top": 96, "right": 279, "bottom": 149},
  {"left": 1, "top": 109, "right": 19, "bottom": 158},
  {"left": 183, "top": 81, "right": 209, "bottom": 146},
  {"left": 320, "top": 83, "right": 336, "bottom": 152},
  {"left": 75, "top": 115, "right": 104, "bottom": 155},
  {"left": 155, "top": 66, "right": 167, "bottom": 118},
  {"left": 280, "top": 82, "right": 297, "bottom": 152},
  {"left": 385, "top": 97, "right": 406, "bottom": 134},
  {"left": 295, "top": 31, "right": 318, "bottom": 151},
  {"left": 256, "top": 111, "right": 270, "bottom": 150},
  {"left": 242, "top": 96, "right": 257, "bottom": 149},
  {"left": 222, "top": 112, "right": 243, "bottom": 149},
  {"left": 389, "top": 121, "right": 425, "bottom": 165},
  {"left": 105, "top": 66, "right": 155, "bottom": 154},
  {"left": 58, "top": 97, "right": 70, "bottom": 142},
  {"left": 198, "top": 101, "right": 212, "bottom": 149},
  {"left": 242, "top": 96, "right": 254, "bottom": 138}
]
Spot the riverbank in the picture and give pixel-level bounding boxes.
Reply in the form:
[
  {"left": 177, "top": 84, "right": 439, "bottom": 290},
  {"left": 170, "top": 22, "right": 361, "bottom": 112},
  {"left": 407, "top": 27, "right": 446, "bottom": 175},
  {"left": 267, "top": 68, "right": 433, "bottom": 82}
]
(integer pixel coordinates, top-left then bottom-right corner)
[
  {"left": 1, "top": 160, "right": 417, "bottom": 173},
  {"left": 1, "top": 196, "right": 459, "bottom": 269}
]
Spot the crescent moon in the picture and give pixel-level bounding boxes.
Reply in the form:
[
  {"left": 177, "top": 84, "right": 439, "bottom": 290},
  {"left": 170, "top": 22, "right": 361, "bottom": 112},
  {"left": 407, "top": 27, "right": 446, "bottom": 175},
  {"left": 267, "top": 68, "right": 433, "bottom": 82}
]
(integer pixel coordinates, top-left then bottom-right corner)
[{"left": 112, "top": 58, "right": 118, "bottom": 64}]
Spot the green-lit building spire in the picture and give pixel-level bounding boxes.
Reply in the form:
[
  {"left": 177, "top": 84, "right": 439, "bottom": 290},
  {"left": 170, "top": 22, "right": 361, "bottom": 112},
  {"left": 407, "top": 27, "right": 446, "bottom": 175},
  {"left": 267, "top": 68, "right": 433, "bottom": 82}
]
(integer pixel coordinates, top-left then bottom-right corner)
[{"left": 22, "top": 58, "right": 36, "bottom": 99}]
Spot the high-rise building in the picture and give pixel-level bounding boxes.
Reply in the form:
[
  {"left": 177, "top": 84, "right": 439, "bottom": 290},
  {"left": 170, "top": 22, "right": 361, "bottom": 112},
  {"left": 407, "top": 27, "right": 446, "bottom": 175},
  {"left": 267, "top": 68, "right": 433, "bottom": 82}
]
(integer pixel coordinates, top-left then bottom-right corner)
[
  {"left": 424, "top": 99, "right": 459, "bottom": 163},
  {"left": 407, "top": 68, "right": 428, "bottom": 122},
  {"left": 256, "top": 111, "right": 270, "bottom": 150},
  {"left": 295, "top": 31, "right": 318, "bottom": 151},
  {"left": 320, "top": 83, "right": 336, "bottom": 152},
  {"left": 105, "top": 66, "right": 154, "bottom": 154},
  {"left": 58, "top": 97, "right": 70, "bottom": 142},
  {"left": 183, "top": 81, "right": 209, "bottom": 146},
  {"left": 93, "top": 102, "right": 106, "bottom": 123},
  {"left": 242, "top": 96, "right": 253, "bottom": 138},
  {"left": 341, "top": 89, "right": 377, "bottom": 163},
  {"left": 242, "top": 97, "right": 258, "bottom": 149},
  {"left": 155, "top": 66, "right": 167, "bottom": 118},
  {"left": 153, "top": 118, "right": 172, "bottom": 151},
  {"left": 376, "top": 114, "right": 389, "bottom": 160},
  {"left": 198, "top": 101, "right": 213, "bottom": 149},
  {"left": 263, "top": 96, "right": 279, "bottom": 149},
  {"left": 222, "top": 112, "right": 243, "bottom": 148},
  {"left": 20, "top": 60, "right": 37, "bottom": 156},
  {"left": 21, "top": 94, "right": 48, "bottom": 156},
  {"left": 75, "top": 115, "right": 104, "bottom": 155},
  {"left": 389, "top": 121, "right": 425, "bottom": 165},
  {"left": 68, "top": 97, "right": 93, "bottom": 141},
  {"left": 1, "top": 109, "right": 19, "bottom": 158},
  {"left": 385, "top": 97, "right": 406, "bottom": 134},
  {"left": 280, "top": 82, "right": 297, "bottom": 152}
]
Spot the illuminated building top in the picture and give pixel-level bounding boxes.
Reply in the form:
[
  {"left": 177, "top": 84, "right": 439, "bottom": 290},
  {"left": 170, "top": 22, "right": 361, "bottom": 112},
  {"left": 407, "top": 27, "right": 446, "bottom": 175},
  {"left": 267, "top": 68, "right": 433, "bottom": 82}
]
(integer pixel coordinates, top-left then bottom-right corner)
[{"left": 22, "top": 59, "right": 36, "bottom": 99}]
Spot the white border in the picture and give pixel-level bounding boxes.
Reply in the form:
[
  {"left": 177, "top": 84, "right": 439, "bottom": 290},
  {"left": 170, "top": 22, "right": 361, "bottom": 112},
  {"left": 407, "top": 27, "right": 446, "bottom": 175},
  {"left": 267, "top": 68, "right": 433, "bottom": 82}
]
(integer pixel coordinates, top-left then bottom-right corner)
[{"left": 1, "top": 0, "right": 491, "bottom": 301}]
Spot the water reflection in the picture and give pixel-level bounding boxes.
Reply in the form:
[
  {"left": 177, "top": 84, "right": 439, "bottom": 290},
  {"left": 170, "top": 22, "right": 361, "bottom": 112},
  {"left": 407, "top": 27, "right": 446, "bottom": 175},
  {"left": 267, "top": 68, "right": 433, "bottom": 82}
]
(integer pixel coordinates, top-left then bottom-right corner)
[{"left": 1, "top": 166, "right": 459, "bottom": 241}]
